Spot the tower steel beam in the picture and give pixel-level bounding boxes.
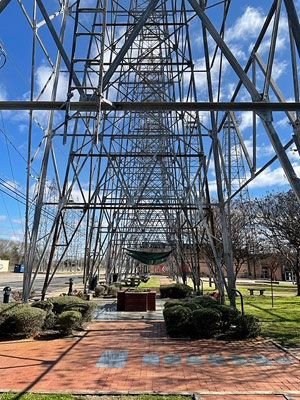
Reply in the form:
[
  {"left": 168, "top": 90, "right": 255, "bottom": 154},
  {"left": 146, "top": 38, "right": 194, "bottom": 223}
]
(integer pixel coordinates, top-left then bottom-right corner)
[
  {"left": 1, "top": 101, "right": 300, "bottom": 111},
  {"left": 1, "top": 0, "right": 300, "bottom": 305},
  {"left": 0, "top": 0, "right": 11, "bottom": 13}
]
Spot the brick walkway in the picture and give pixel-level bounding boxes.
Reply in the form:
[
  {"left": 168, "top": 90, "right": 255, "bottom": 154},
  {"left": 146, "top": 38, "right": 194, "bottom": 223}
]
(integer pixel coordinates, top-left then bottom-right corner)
[{"left": 0, "top": 321, "right": 300, "bottom": 398}]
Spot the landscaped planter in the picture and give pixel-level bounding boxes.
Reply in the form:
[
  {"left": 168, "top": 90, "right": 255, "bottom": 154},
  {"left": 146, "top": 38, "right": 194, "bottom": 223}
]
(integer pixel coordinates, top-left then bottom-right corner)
[{"left": 117, "top": 291, "right": 156, "bottom": 311}]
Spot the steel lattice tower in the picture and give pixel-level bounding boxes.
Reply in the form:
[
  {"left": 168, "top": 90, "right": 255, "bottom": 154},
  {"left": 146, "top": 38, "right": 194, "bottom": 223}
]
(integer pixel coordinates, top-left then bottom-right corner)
[{"left": 0, "top": 0, "right": 299, "bottom": 306}]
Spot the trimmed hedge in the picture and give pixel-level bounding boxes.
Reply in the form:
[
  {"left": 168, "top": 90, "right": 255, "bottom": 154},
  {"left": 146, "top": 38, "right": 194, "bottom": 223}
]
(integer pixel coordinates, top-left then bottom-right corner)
[
  {"left": 232, "top": 314, "right": 261, "bottom": 339},
  {"left": 58, "top": 311, "right": 82, "bottom": 335},
  {"left": 0, "top": 304, "right": 46, "bottom": 338},
  {"left": 49, "top": 296, "right": 96, "bottom": 321},
  {"left": 214, "top": 304, "right": 240, "bottom": 332},
  {"left": 32, "top": 300, "right": 54, "bottom": 312},
  {"left": 163, "top": 295, "right": 260, "bottom": 340},
  {"left": 107, "top": 285, "right": 119, "bottom": 297},
  {"left": 160, "top": 283, "right": 192, "bottom": 299},
  {"left": 164, "top": 299, "right": 202, "bottom": 311},
  {"left": 0, "top": 296, "right": 97, "bottom": 339},
  {"left": 191, "top": 295, "right": 218, "bottom": 308},
  {"left": 94, "top": 285, "right": 106, "bottom": 297},
  {"left": 42, "top": 311, "right": 57, "bottom": 330},
  {"left": 49, "top": 296, "right": 87, "bottom": 314},
  {"left": 163, "top": 305, "right": 191, "bottom": 338},
  {"left": 189, "top": 307, "right": 221, "bottom": 339}
]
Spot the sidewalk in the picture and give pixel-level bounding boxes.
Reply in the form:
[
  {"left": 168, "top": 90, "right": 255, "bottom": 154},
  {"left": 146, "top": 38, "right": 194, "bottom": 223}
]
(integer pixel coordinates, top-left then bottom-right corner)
[{"left": 0, "top": 320, "right": 300, "bottom": 398}]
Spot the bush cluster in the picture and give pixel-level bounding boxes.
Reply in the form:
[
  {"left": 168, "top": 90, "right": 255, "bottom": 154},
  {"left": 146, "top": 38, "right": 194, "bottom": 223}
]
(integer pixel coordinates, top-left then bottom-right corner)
[
  {"left": 58, "top": 311, "right": 82, "bottom": 335},
  {"left": 163, "top": 296, "right": 260, "bottom": 340},
  {"left": 94, "top": 284, "right": 119, "bottom": 298},
  {"left": 0, "top": 296, "right": 96, "bottom": 339},
  {"left": 160, "top": 283, "right": 192, "bottom": 299},
  {"left": 0, "top": 303, "right": 46, "bottom": 338}
]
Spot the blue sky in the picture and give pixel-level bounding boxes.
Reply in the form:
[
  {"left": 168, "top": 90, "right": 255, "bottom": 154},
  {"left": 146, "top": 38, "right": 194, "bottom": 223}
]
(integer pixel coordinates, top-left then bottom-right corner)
[{"left": 0, "top": 0, "right": 299, "bottom": 241}]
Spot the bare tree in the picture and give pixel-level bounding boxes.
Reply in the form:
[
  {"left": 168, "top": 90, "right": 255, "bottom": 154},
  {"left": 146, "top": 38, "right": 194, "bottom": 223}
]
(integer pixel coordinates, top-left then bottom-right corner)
[
  {"left": 199, "top": 200, "right": 253, "bottom": 299},
  {"left": 0, "top": 239, "right": 22, "bottom": 265},
  {"left": 253, "top": 190, "right": 300, "bottom": 296}
]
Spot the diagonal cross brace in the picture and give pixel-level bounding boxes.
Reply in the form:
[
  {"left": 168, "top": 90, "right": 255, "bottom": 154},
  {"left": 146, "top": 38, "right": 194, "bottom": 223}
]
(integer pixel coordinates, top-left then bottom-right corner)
[
  {"left": 284, "top": 0, "right": 300, "bottom": 57},
  {"left": 187, "top": 0, "right": 261, "bottom": 101},
  {"left": 102, "top": 0, "right": 161, "bottom": 89},
  {"left": 36, "top": 0, "right": 84, "bottom": 97},
  {"left": 188, "top": 0, "right": 300, "bottom": 204},
  {"left": 0, "top": 0, "right": 11, "bottom": 13}
]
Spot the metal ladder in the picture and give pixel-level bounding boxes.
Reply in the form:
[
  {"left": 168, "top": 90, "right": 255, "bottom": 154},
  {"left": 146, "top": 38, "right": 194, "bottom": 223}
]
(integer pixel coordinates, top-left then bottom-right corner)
[{"left": 64, "top": 0, "right": 108, "bottom": 143}]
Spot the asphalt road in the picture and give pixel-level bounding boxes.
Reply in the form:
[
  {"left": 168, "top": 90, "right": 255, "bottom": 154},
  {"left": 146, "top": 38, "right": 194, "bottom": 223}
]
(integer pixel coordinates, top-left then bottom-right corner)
[{"left": 0, "top": 272, "right": 84, "bottom": 299}]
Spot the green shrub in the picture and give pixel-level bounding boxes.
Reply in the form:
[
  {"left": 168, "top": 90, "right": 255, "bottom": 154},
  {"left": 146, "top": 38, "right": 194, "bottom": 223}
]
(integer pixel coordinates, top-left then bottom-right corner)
[
  {"left": 0, "top": 303, "right": 14, "bottom": 326},
  {"left": 49, "top": 296, "right": 96, "bottom": 322},
  {"left": 94, "top": 285, "right": 106, "bottom": 297},
  {"left": 232, "top": 314, "right": 261, "bottom": 339},
  {"left": 163, "top": 305, "right": 191, "bottom": 337},
  {"left": 189, "top": 307, "right": 221, "bottom": 339},
  {"left": 58, "top": 311, "right": 82, "bottom": 335},
  {"left": 213, "top": 304, "right": 240, "bottom": 332},
  {"left": 164, "top": 298, "right": 202, "bottom": 311},
  {"left": 0, "top": 304, "right": 46, "bottom": 338},
  {"left": 63, "top": 302, "right": 96, "bottom": 322},
  {"left": 49, "top": 296, "right": 86, "bottom": 314},
  {"left": 164, "top": 299, "right": 186, "bottom": 309},
  {"left": 107, "top": 285, "right": 119, "bottom": 297},
  {"left": 160, "top": 283, "right": 192, "bottom": 299},
  {"left": 31, "top": 300, "right": 53, "bottom": 312},
  {"left": 42, "top": 311, "right": 57, "bottom": 330},
  {"left": 191, "top": 295, "right": 218, "bottom": 308},
  {"left": 184, "top": 301, "right": 202, "bottom": 311}
]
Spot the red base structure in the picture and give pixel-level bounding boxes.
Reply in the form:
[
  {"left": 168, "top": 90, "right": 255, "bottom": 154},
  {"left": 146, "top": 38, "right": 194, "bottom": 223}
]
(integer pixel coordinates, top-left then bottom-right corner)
[{"left": 117, "top": 291, "right": 156, "bottom": 311}]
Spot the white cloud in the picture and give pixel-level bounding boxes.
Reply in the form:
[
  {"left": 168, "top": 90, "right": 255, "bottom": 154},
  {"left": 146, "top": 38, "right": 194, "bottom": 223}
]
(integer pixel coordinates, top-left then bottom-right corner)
[
  {"left": 239, "top": 111, "right": 253, "bottom": 132},
  {"left": 275, "top": 116, "right": 289, "bottom": 128},
  {"left": 243, "top": 139, "right": 275, "bottom": 158},
  {"left": 36, "top": 64, "right": 69, "bottom": 101},
  {"left": 272, "top": 60, "right": 288, "bottom": 81},
  {"left": 193, "top": 53, "right": 229, "bottom": 98},
  {"left": 2, "top": 180, "right": 20, "bottom": 191},
  {"left": 12, "top": 217, "right": 25, "bottom": 225},
  {"left": 0, "top": 84, "right": 7, "bottom": 101},
  {"left": 249, "top": 162, "right": 300, "bottom": 188},
  {"left": 289, "top": 147, "right": 300, "bottom": 162},
  {"left": 0, "top": 215, "right": 7, "bottom": 221},
  {"left": 226, "top": 7, "right": 265, "bottom": 43}
]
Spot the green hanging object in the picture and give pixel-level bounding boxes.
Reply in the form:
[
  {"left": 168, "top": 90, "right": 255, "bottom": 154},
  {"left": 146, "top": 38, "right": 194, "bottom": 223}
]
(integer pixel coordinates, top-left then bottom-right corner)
[{"left": 124, "top": 248, "right": 172, "bottom": 265}]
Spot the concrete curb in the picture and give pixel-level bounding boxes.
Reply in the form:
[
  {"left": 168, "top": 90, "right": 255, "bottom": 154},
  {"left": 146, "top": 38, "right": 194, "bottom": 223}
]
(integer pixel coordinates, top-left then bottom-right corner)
[
  {"left": 269, "top": 338, "right": 300, "bottom": 362},
  {"left": 1, "top": 389, "right": 300, "bottom": 396}
]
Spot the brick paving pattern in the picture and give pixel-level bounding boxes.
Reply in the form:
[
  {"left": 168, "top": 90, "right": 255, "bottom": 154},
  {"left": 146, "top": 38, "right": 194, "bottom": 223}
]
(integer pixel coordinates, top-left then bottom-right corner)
[{"left": 0, "top": 321, "right": 299, "bottom": 396}]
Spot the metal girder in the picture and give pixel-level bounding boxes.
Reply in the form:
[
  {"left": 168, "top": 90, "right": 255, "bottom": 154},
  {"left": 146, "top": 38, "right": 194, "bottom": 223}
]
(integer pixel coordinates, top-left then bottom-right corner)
[
  {"left": 187, "top": 0, "right": 261, "bottom": 101},
  {"left": 102, "top": 0, "right": 161, "bottom": 88},
  {"left": 36, "top": 0, "right": 83, "bottom": 96},
  {"left": 284, "top": 0, "right": 300, "bottom": 56},
  {"left": 49, "top": 204, "right": 200, "bottom": 210},
  {"left": 0, "top": 0, "right": 11, "bottom": 13},
  {"left": 2, "top": 0, "right": 299, "bottom": 304},
  {"left": 1, "top": 101, "right": 300, "bottom": 111}
]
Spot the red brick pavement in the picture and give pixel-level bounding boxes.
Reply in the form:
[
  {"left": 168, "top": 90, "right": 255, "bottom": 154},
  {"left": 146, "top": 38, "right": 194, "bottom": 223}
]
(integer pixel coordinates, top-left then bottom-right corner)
[{"left": 0, "top": 321, "right": 299, "bottom": 396}]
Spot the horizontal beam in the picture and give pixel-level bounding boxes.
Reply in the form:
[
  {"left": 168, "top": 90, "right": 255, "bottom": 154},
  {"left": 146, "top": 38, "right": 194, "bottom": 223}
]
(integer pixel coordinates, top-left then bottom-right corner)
[
  {"left": 71, "top": 153, "right": 205, "bottom": 157},
  {"left": 44, "top": 202, "right": 201, "bottom": 210},
  {"left": 0, "top": 101, "right": 300, "bottom": 112}
]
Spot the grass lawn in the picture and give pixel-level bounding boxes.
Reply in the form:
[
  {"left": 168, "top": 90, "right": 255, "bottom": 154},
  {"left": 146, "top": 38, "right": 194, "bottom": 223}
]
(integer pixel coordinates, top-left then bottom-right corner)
[
  {"left": 234, "top": 294, "right": 300, "bottom": 347},
  {"left": 236, "top": 283, "right": 297, "bottom": 296},
  {"left": 0, "top": 394, "right": 192, "bottom": 400},
  {"left": 179, "top": 278, "right": 300, "bottom": 347},
  {"left": 138, "top": 276, "right": 171, "bottom": 288},
  {"left": 142, "top": 277, "right": 300, "bottom": 347}
]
